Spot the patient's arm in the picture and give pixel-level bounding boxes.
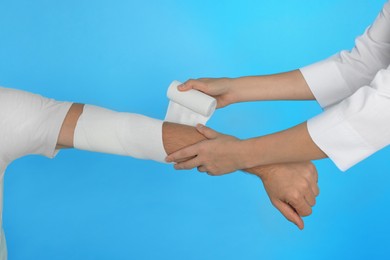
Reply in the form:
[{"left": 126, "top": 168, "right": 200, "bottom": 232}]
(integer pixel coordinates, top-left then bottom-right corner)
[
  {"left": 57, "top": 103, "right": 319, "bottom": 230},
  {"left": 56, "top": 103, "right": 209, "bottom": 154},
  {"left": 162, "top": 122, "right": 319, "bottom": 230},
  {"left": 57, "top": 103, "right": 84, "bottom": 149}
]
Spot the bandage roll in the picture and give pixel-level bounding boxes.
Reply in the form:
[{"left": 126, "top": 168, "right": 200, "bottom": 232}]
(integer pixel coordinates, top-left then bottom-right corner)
[
  {"left": 165, "top": 80, "right": 217, "bottom": 126},
  {"left": 167, "top": 80, "right": 217, "bottom": 117}
]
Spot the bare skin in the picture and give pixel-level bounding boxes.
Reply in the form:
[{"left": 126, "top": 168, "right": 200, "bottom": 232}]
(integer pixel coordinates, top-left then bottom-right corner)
[
  {"left": 162, "top": 120, "right": 319, "bottom": 229},
  {"left": 165, "top": 71, "right": 328, "bottom": 174},
  {"left": 166, "top": 122, "right": 327, "bottom": 175},
  {"left": 176, "top": 70, "right": 315, "bottom": 109},
  {"left": 56, "top": 103, "right": 84, "bottom": 149},
  {"left": 55, "top": 103, "right": 319, "bottom": 229}
]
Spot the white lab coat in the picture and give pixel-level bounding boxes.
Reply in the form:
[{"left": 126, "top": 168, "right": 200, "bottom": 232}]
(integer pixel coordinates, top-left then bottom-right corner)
[{"left": 300, "top": 1, "right": 390, "bottom": 171}]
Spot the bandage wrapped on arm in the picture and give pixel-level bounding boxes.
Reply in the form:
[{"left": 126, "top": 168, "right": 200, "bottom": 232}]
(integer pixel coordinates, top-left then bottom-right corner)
[
  {"left": 73, "top": 81, "right": 216, "bottom": 162},
  {"left": 74, "top": 105, "right": 167, "bottom": 162}
]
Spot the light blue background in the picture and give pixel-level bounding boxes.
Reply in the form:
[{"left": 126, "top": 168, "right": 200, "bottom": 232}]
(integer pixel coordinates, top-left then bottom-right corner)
[{"left": 0, "top": 0, "right": 389, "bottom": 259}]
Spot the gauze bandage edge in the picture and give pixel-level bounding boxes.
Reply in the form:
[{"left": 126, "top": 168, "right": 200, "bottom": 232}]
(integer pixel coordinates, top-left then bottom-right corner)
[{"left": 74, "top": 105, "right": 167, "bottom": 163}]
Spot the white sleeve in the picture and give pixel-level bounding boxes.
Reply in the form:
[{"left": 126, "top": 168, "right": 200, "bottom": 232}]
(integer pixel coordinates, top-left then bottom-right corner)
[
  {"left": 300, "top": 1, "right": 390, "bottom": 109},
  {"left": 307, "top": 66, "right": 390, "bottom": 171},
  {"left": 0, "top": 87, "right": 72, "bottom": 162}
]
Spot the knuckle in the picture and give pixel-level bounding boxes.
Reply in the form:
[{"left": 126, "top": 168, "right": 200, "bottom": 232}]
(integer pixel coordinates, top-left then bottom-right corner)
[
  {"left": 306, "top": 161, "right": 315, "bottom": 169},
  {"left": 303, "top": 170, "right": 312, "bottom": 179},
  {"left": 303, "top": 208, "right": 313, "bottom": 217},
  {"left": 301, "top": 180, "right": 310, "bottom": 190},
  {"left": 289, "top": 191, "right": 301, "bottom": 202},
  {"left": 308, "top": 163, "right": 317, "bottom": 174},
  {"left": 287, "top": 192, "right": 300, "bottom": 205}
]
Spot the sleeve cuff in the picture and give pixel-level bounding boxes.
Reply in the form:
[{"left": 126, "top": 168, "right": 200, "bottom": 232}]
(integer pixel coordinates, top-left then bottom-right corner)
[
  {"left": 307, "top": 103, "right": 377, "bottom": 171},
  {"left": 300, "top": 57, "right": 352, "bottom": 109}
]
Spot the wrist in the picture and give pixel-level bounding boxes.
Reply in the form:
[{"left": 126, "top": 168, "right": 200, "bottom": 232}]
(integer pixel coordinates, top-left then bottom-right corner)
[
  {"left": 221, "top": 77, "right": 240, "bottom": 105},
  {"left": 244, "top": 164, "right": 277, "bottom": 180},
  {"left": 228, "top": 77, "right": 248, "bottom": 103},
  {"left": 238, "top": 138, "right": 262, "bottom": 169}
]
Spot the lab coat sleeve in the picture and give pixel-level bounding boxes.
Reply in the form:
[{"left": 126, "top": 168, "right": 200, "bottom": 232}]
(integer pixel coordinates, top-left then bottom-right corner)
[
  {"left": 300, "top": 1, "right": 390, "bottom": 109},
  {"left": 307, "top": 67, "right": 390, "bottom": 171}
]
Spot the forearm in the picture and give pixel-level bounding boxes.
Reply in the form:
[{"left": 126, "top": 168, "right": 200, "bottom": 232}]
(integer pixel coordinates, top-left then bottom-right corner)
[
  {"left": 230, "top": 70, "right": 315, "bottom": 103},
  {"left": 241, "top": 122, "right": 327, "bottom": 169},
  {"left": 162, "top": 122, "right": 287, "bottom": 176},
  {"left": 58, "top": 105, "right": 322, "bottom": 171},
  {"left": 162, "top": 122, "right": 206, "bottom": 159},
  {"left": 57, "top": 104, "right": 209, "bottom": 159}
]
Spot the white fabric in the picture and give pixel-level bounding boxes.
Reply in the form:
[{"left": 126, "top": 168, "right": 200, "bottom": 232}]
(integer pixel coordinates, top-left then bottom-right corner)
[
  {"left": 74, "top": 105, "right": 167, "bottom": 162},
  {"left": 73, "top": 80, "right": 217, "bottom": 162},
  {"left": 301, "top": 1, "right": 390, "bottom": 109},
  {"left": 165, "top": 80, "right": 217, "bottom": 126},
  {"left": 300, "top": 1, "right": 390, "bottom": 170},
  {"left": 0, "top": 80, "right": 215, "bottom": 257},
  {"left": 0, "top": 87, "right": 72, "bottom": 259}
]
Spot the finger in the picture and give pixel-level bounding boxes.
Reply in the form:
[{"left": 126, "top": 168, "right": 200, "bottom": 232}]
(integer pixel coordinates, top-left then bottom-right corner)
[
  {"left": 174, "top": 157, "right": 202, "bottom": 170},
  {"left": 197, "top": 166, "right": 207, "bottom": 172},
  {"left": 312, "top": 184, "right": 320, "bottom": 197},
  {"left": 196, "top": 124, "right": 220, "bottom": 139},
  {"left": 289, "top": 197, "right": 312, "bottom": 217},
  {"left": 206, "top": 170, "right": 216, "bottom": 176},
  {"left": 272, "top": 199, "right": 304, "bottom": 230},
  {"left": 165, "top": 144, "right": 200, "bottom": 163},
  {"left": 206, "top": 168, "right": 224, "bottom": 176},
  {"left": 304, "top": 189, "right": 317, "bottom": 207},
  {"left": 308, "top": 162, "right": 319, "bottom": 183}
]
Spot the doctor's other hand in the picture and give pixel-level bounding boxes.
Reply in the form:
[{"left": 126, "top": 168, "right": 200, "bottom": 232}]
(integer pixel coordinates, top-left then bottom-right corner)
[
  {"left": 165, "top": 124, "right": 245, "bottom": 175},
  {"left": 177, "top": 78, "right": 236, "bottom": 108},
  {"left": 248, "top": 162, "right": 320, "bottom": 230}
]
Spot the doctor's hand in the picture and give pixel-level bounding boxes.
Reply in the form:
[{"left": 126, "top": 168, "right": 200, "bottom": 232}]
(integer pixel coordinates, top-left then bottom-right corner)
[
  {"left": 177, "top": 78, "right": 236, "bottom": 108},
  {"left": 248, "top": 161, "right": 319, "bottom": 230},
  {"left": 165, "top": 124, "right": 246, "bottom": 175}
]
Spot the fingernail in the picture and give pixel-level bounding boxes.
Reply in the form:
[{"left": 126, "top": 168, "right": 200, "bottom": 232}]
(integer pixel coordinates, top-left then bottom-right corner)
[
  {"left": 197, "top": 124, "right": 204, "bottom": 128},
  {"left": 178, "top": 84, "right": 185, "bottom": 89},
  {"left": 165, "top": 157, "right": 172, "bottom": 162}
]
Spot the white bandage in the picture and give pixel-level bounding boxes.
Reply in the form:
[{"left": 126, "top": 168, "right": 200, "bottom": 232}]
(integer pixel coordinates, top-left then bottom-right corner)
[
  {"left": 165, "top": 80, "right": 217, "bottom": 126},
  {"left": 73, "top": 81, "right": 216, "bottom": 163},
  {"left": 74, "top": 105, "right": 167, "bottom": 162}
]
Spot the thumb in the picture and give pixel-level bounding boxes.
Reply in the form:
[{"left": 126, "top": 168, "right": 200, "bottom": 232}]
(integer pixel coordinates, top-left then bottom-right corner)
[
  {"left": 178, "top": 80, "right": 207, "bottom": 92},
  {"left": 196, "top": 124, "right": 220, "bottom": 139},
  {"left": 272, "top": 199, "right": 304, "bottom": 230}
]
